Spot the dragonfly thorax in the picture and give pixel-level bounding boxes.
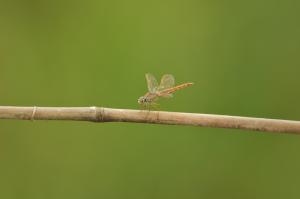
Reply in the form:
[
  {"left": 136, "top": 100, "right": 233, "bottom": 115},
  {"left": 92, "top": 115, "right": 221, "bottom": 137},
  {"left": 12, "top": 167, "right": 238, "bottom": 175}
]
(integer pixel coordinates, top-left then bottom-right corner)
[
  {"left": 138, "top": 96, "right": 150, "bottom": 104},
  {"left": 138, "top": 93, "right": 156, "bottom": 104}
]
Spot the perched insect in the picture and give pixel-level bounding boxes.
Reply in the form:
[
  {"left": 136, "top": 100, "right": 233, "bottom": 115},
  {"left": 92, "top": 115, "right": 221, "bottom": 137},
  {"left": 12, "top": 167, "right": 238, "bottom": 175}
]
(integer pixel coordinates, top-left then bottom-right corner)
[{"left": 138, "top": 73, "right": 193, "bottom": 108}]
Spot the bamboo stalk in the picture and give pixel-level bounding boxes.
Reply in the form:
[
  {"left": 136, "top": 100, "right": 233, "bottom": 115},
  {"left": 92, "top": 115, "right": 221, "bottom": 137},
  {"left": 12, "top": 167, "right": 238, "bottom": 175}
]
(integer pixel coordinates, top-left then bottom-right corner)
[{"left": 0, "top": 106, "right": 299, "bottom": 134}]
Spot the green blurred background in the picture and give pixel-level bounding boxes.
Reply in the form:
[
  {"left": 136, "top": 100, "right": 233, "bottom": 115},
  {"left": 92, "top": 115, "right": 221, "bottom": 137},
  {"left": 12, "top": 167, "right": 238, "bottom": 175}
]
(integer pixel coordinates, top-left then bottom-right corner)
[{"left": 1, "top": 0, "right": 300, "bottom": 198}]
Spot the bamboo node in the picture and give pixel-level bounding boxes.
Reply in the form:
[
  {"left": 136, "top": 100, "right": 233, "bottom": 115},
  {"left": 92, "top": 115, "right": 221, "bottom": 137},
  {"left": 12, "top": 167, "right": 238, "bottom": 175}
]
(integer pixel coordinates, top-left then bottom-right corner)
[
  {"left": 94, "top": 107, "right": 105, "bottom": 122},
  {"left": 30, "top": 106, "right": 37, "bottom": 121}
]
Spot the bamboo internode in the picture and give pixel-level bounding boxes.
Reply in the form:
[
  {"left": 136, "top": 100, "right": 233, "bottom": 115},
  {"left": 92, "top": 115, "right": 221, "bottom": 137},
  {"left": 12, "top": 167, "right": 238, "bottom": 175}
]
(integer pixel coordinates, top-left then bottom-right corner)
[{"left": 0, "top": 106, "right": 300, "bottom": 135}]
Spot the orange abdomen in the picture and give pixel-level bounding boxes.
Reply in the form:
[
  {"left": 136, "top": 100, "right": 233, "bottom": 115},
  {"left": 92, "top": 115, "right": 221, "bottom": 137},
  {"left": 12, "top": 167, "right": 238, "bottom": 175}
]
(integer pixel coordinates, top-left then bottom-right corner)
[{"left": 159, "top": 82, "right": 193, "bottom": 95}]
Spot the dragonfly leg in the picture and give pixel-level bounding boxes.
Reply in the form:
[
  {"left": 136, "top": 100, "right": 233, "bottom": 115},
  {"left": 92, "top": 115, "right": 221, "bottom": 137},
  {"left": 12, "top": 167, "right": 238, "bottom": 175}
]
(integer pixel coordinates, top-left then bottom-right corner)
[
  {"left": 139, "top": 103, "right": 146, "bottom": 110},
  {"left": 139, "top": 103, "right": 152, "bottom": 111},
  {"left": 149, "top": 102, "right": 160, "bottom": 111}
]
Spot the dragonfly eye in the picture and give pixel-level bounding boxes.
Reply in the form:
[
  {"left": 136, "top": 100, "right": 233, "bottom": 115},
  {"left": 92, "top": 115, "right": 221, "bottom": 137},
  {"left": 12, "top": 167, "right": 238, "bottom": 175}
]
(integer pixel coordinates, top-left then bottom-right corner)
[{"left": 138, "top": 96, "right": 145, "bottom": 104}]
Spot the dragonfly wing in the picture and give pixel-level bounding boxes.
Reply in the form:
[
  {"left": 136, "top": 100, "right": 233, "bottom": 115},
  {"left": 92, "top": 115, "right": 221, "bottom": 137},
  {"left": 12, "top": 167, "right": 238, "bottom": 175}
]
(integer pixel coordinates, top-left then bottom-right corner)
[
  {"left": 145, "top": 73, "right": 159, "bottom": 93},
  {"left": 158, "top": 74, "right": 175, "bottom": 91}
]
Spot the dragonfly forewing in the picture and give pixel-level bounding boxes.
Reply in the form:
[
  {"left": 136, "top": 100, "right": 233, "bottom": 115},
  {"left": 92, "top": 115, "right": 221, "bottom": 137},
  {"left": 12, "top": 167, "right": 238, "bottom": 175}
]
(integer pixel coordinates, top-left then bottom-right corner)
[{"left": 145, "top": 73, "right": 159, "bottom": 93}]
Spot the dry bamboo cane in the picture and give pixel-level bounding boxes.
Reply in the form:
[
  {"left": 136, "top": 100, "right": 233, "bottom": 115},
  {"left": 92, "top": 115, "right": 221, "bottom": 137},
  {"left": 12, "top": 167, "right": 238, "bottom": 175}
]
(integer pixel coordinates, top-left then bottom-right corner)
[{"left": 0, "top": 106, "right": 299, "bottom": 134}]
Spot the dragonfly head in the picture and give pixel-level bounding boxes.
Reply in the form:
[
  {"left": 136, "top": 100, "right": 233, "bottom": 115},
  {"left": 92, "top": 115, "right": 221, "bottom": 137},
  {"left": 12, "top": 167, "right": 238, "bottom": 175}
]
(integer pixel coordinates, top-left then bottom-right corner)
[{"left": 138, "top": 96, "right": 147, "bottom": 104}]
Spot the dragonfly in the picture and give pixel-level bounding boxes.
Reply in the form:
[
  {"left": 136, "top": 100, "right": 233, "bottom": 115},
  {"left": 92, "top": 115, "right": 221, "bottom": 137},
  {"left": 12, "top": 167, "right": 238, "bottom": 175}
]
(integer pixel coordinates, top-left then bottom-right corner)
[{"left": 138, "top": 73, "right": 193, "bottom": 108}]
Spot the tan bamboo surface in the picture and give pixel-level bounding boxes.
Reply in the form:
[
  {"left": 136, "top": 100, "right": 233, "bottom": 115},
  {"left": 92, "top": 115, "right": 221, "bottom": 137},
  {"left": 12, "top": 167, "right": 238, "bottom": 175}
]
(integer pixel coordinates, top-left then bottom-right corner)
[{"left": 0, "top": 106, "right": 299, "bottom": 134}]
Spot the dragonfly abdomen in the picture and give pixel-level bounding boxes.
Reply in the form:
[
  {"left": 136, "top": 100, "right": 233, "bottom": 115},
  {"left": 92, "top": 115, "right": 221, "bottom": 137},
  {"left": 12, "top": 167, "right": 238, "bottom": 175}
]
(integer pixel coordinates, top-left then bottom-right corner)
[{"left": 159, "top": 82, "right": 193, "bottom": 95}]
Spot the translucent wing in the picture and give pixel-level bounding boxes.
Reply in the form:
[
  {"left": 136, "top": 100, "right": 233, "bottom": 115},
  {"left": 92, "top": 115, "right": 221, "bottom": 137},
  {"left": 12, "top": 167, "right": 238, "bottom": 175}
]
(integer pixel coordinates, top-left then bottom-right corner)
[
  {"left": 157, "top": 74, "right": 175, "bottom": 91},
  {"left": 145, "top": 73, "right": 159, "bottom": 93}
]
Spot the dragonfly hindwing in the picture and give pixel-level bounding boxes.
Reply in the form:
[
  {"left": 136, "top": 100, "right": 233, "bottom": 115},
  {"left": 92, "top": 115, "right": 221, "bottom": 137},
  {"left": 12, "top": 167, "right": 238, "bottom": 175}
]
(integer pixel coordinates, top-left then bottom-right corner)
[{"left": 157, "top": 74, "right": 175, "bottom": 91}]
